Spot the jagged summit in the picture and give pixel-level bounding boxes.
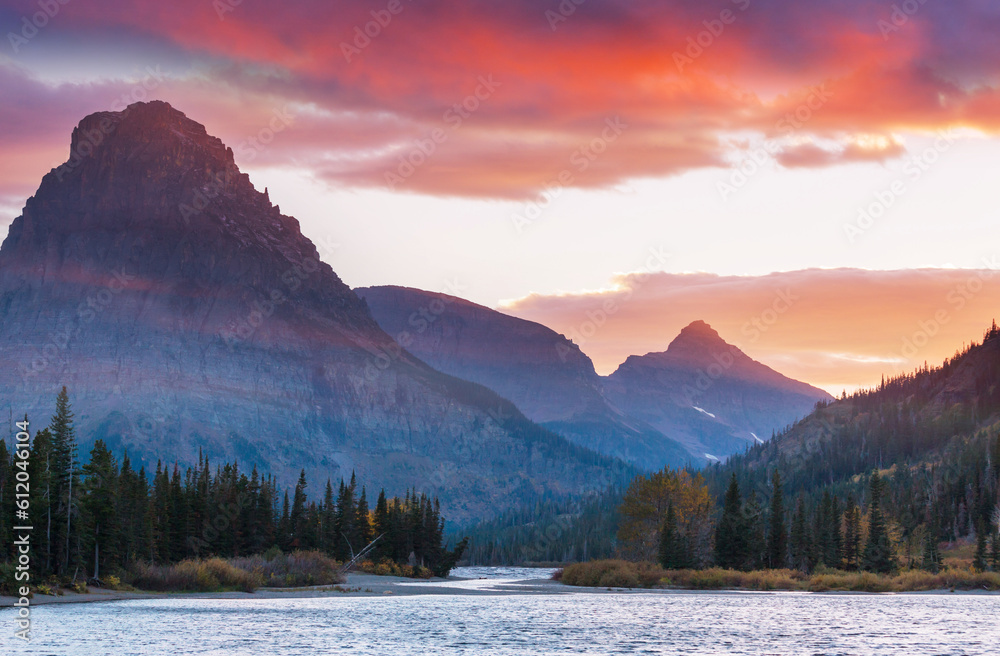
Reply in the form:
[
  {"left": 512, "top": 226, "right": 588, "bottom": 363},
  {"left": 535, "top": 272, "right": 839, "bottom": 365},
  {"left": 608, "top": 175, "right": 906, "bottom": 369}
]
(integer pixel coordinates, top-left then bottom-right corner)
[
  {"left": 70, "top": 101, "right": 233, "bottom": 165},
  {"left": 606, "top": 320, "right": 832, "bottom": 460}
]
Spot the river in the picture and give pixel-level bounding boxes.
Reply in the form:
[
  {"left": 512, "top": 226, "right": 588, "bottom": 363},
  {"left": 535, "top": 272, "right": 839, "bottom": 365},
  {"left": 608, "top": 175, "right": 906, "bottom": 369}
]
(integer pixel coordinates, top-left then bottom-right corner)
[{"left": 3, "top": 567, "right": 998, "bottom": 655}]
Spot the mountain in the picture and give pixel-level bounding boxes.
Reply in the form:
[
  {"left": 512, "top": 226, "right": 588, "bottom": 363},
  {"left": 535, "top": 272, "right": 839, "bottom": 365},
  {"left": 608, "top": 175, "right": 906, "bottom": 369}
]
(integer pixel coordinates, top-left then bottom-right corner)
[
  {"left": 0, "top": 101, "right": 632, "bottom": 523},
  {"left": 712, "top": 323, "right": 1000, "bottom": 498},
  {"left": 357, "top": 288, "right": 828, "bottom": 466},
  {"left": 356, "top": 285, "right": 691, "bottom": 468},
  {"left": 604, "top": 320, "right": 833, "bottom": 460}
]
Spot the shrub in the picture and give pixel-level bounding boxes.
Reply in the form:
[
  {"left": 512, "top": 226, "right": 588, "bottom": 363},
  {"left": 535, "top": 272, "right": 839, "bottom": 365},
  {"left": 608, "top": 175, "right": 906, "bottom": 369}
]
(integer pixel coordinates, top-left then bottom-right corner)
[
  {"left": 560, "top": 560, "right": 667, "bottom": 589},
  {"left": 229, "top": 550, "right": 343, "bottom": 588}
]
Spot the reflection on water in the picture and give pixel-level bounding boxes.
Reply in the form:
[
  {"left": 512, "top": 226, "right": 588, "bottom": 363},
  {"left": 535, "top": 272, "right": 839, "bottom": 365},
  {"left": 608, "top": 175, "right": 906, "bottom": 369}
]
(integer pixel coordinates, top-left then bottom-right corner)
[{"left": 4, "top": 571, "right": 999, "bottom": 655}]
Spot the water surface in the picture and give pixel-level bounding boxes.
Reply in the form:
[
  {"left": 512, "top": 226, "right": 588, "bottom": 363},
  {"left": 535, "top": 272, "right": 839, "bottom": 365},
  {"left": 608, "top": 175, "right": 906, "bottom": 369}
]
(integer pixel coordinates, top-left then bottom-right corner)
[{"left": 4, "top": 570, "right": 997, "bottom": 655}]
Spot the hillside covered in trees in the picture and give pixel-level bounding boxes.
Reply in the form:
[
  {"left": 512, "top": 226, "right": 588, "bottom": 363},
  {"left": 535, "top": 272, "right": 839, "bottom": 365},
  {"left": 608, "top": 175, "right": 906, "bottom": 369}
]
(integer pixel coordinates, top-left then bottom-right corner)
[
  {"left": 466, "top": 325, "right": 1000, "bottom": 579},
  {"left": 0, "top": 388, "right": 467, "bottom": 590}
]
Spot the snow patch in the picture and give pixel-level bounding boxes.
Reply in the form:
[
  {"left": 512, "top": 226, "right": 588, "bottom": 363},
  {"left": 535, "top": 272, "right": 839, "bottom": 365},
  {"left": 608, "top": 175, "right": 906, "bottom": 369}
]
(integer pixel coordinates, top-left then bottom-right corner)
[
  {"left": 704, "top": 453, "right": 720, "bottom": 462},
  {"left": 751, "top": 432, "right": 764, "bottom": 444},
  {"left": 692, "top": 406, "right": 716, "bottom": 419}
]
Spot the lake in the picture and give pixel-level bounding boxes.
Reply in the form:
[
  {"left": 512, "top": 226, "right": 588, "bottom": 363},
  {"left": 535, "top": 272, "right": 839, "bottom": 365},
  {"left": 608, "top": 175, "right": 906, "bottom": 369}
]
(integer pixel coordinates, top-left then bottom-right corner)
[{"left": 4, "top": 568, "right": 999, "bottom": 655}]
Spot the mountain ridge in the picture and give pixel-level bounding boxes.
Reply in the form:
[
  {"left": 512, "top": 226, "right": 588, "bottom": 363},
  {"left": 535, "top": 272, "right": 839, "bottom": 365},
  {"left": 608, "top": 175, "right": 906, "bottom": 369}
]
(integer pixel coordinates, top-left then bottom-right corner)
[{"left": 0, "top": 101, "right": 631, "bottom": 523}]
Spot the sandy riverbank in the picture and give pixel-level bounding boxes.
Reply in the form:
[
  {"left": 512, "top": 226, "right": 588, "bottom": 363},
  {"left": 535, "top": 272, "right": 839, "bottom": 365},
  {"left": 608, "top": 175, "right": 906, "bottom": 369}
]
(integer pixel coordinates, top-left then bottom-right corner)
[
  {"left": 0, "top": 573, "right": 570, "bottom": 606},
  {"left": 3, "top": 574, "right": 996, "bottom": 607}
]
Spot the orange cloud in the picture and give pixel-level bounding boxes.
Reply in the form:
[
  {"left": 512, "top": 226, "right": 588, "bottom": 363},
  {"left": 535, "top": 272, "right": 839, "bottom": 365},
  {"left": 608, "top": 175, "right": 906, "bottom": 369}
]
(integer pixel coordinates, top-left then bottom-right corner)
[{"left": 500, "top": 268, "right": 1000, "bottom": 395}]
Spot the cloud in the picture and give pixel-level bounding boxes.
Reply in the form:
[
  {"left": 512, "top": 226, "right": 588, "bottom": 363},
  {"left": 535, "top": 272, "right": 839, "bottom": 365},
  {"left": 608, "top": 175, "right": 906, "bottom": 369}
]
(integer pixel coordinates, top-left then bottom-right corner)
[
  {"left": 776, "top": 139, "right": 906, "bottom": 168},
  {"left": 1, "top": 0, "right": 1000, "bottom": 198},
  {"left": 500, "top": 268, "right": 1000, "bottom": 394}
]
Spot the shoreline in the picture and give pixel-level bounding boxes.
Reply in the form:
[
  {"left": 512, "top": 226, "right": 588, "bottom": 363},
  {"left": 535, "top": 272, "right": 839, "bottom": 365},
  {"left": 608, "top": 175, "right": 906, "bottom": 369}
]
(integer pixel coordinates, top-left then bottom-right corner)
[{"left": 3, "top": 573, "right": 998, "bottom": 607}]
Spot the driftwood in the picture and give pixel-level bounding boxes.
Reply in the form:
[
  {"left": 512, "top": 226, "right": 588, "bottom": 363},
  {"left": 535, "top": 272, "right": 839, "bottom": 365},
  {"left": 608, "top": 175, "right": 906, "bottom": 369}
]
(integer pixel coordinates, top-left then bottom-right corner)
[{"left": 339, "top": 534, "right": 385, "bottom": 574}]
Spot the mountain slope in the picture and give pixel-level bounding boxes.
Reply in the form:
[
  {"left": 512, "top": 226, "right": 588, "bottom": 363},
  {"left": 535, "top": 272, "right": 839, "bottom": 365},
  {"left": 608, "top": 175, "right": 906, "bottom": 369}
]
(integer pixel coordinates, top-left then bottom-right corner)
[
  {"left": 711, "top": 324, "right": 1000, "bottom": 498},
  {"left": 356, "top": 285, "right": 691, "bottom": 468},
  {"left": 605, "top": 321, "right": 833, "bottom": 460},
  {"left": 0, "top": 101, "right": 631, "bottom": 523}
]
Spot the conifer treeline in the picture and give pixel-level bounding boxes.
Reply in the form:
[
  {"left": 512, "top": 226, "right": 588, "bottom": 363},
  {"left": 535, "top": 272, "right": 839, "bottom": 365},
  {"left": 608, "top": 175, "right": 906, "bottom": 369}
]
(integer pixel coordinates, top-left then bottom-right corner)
[
  {"left": 628, "top": 435, "right": 1000, "bottom": 575},
  {"left": 0, "top": 388, "right": 466, "bottom": 582}
]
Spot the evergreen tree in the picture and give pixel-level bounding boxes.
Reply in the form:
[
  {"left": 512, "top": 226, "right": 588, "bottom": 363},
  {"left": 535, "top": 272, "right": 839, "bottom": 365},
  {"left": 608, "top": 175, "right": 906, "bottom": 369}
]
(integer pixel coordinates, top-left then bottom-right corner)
[
  {"left": 766, "top": 470, "right": 788, "bottom": 569},
  {"left": 278, "top": 490, "right": 291, "bottom": 551},
  {"left": 814, "top": 491, "right": 840, "bottom": 568},
  {"left": 290, "top": 469, "right": 308, "bottom": 545},
  {"left": 658, "top": 501, "right": 689, "bottom": 569},
  {"left": 356, "top": 487, "right": 374, "bottom": 549},
  {"left": 861, "top": 471, "right": 896, "bottom": 573},
  {"left": 373, "top": 489, "right": 390, "bottom": 561},
  {"left": 790, "top": 497, "right": 812, "bottom": 572},
  {"left": 742, "top": 491, "right": 767, "bottom": 571},
  {"left": 27, "top": 427, "right": 53, "bottom": 573},
  {"left": 713, "top": 474, "right": 746, "bottom": 569},
  {"left": 921, "top": 525, "right": 941, "bottom": 573},
  {"left": 989, "top": 531, "right": 999, "bottom": 572},
  {"left": 842, "top": 495, "right": 861, "bottom": 570},
  {"left": 334, "top": 477, "right": 357, "bottom": 560},
  {"left": 80, "top": 440, "right": 119, "bottom": 580},
  {"left": 49, "top": 387, "right": 81, "bottom": 575},
  {"left": 972, "top": 520, "right": 988, "bottom": 572},
  {"left": 321, "top": 480, "right": 337, "bottom": 556},
  {"left": 0, "top": 438, "right": 12, "bottom": 559}
]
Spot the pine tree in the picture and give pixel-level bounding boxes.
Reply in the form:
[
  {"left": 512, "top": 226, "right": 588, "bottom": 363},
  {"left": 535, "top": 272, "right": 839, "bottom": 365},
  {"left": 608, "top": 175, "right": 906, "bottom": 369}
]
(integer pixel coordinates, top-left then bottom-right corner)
[
  {"left": 814, "top": 491, "right": 840, "bottom": 568},
  {"left": 766, "top": 470, "right": 787, "bottom": 569},
  {"left": 278, "top": 490, "right": 291, "bottom": 551},
  {"left": 49, "top": 387, "right": 80, "bottom": 575},
  {"left": 990, "top": 531, "right": 999, "bottom": 572},
  {"left": 290, "top": 469, "right": 308, "bottom": 546},
  {"left": 373, "top": 489, "right": 390, "bottom": 561},
  {"left": 714, "top": 474, "right": 746, "bottom": 569},
  {"left": 842, "top": 495, "right": 861, "bottom": 570},
  {"left": 356, "top": 487, "right": 373, "bottom": 548},
  {"left": 26, "top": 427, "right": 53, "bottom": 574},
  {"left": 862, "top": 471, "right": 896, "bottom": 573},
  {"left": 0, "top": 438, "right": 12, "bottom": 559},
  {"left": 80, "top": 440, "right": 119, "bottom": 580},
  {"left": 742, "top": 491, "right": 766, "bottom": 571},
  {"left": 321, "top": 480, "right": 337, "bottom": 556},
  {"left": 658, "top": 501, "right": 689, "bottom": 569},
  {"left": 972, "top": 520, "right": 988, "bottom": 572},
  {"left": 790, "top": 498, "right": 812, "bottom": 572}
]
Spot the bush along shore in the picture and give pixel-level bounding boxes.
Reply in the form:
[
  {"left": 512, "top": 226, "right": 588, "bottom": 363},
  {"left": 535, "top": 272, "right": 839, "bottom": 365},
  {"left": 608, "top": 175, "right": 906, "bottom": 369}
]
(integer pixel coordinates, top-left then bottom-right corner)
[{"left": 556, "top": 560, "right": 1000, "bottom": 592}]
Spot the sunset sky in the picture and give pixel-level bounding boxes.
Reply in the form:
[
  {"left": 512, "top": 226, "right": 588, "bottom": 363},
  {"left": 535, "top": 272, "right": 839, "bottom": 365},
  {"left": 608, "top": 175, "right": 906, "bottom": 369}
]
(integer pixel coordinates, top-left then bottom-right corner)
[{"left": 1, "top": 0, "right": 999, "bottom": 393}]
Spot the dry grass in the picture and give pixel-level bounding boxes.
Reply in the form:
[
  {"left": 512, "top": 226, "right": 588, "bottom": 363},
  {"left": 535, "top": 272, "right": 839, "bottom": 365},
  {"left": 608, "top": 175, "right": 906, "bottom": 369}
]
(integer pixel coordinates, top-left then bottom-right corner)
[
  {"left": 557, "top": 560, "right": 1000, "bottom": 592},
  {"left": 130, "top": 558, "right": 263, "bottom": 592},
  {"left": 560, "top": 560, "right": 667, "bottom": 588},
  {"left": 355, "top": 559, "right": 435, "bottom": 579},
  {"left": 229, "top": 550, "right": 344, "bottom": 588},
  {"left": 128, "top": 551, "right": 344, "bottom": 593}
]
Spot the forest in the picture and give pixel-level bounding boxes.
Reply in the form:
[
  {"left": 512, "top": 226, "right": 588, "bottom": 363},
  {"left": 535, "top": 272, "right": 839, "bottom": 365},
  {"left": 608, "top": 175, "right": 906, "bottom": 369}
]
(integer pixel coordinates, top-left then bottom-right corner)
[
  {"left": 0, "top": 387, "right": 467, "bottom": 592},
  {"left": 470, "top": 325, "right": 1000, "bottom": 581}
]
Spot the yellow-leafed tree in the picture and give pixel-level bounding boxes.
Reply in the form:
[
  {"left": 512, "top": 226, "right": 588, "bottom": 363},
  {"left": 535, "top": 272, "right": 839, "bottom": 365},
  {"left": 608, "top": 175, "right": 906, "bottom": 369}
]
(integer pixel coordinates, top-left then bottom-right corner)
[{"left": 617, "top": 469, "right": 714, "bottom": 566}]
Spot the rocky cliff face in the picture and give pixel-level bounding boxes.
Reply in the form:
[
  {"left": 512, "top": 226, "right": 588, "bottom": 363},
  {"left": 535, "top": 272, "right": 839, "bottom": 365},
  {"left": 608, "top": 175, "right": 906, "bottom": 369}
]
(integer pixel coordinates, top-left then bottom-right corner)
[
  {"left": 605, "top": 321, "right": 833, "bottom": 460},
  {"left": 0, "top": 101, "right": 629, "bottom": 523},
  {"left": 357, "top": 285, "right": 691, "bottom": 468}
]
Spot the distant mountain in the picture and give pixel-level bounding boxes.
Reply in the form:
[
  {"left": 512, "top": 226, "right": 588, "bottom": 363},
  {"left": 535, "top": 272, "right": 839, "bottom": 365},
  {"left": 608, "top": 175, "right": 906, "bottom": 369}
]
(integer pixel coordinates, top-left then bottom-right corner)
[
  {"left": 356, "top": 285, "right": 691, "bottom": 468},
  {"left": 0, "top": 101, "right": 631, "bottom": 523},
  {"left": 604, "top": 321, "right": 833, "bottom": 460},
  {"left": 358, "top": 288, "right": 828, "bottom": 465}
]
